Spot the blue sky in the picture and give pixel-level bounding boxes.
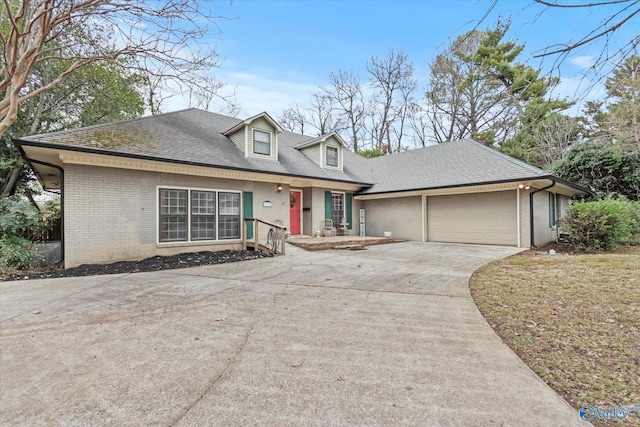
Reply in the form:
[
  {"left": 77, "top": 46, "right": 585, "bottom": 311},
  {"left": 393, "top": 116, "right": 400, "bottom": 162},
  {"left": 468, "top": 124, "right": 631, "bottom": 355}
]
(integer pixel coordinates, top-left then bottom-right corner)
[{"left": 166, "top": 0, "right": 635, "bottom": 116}]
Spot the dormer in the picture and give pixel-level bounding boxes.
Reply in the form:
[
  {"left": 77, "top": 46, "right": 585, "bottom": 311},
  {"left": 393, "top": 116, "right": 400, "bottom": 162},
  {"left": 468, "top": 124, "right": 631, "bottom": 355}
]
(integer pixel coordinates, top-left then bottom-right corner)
[
  {"left": 224, "top": 112, "right": 283, "bottom": 161},
  {"left": 296, "top": 132, "right": 347, "bottom": 171}
]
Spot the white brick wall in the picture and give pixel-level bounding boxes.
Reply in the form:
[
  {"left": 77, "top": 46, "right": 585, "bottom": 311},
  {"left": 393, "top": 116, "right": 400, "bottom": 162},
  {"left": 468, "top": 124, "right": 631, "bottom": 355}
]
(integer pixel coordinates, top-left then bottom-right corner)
[{"left": 64, "top": 164, "right": 288, "bottom": 267}]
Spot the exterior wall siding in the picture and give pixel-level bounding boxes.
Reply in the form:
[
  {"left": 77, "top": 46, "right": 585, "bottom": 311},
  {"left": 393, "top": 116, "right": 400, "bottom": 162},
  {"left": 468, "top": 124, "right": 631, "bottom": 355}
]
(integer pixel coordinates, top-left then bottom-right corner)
[
  {"left": 362, "top": 196, "right": 422, "bottom": 240},
  {"left": 64, "top": 164, "right": 288, "bottom": 267},
  {"left": 300, "top": 146, "right": 321, "bottom": 167},
  {"left": 229, "top": 128, "right": 245, "bottom": 154}
]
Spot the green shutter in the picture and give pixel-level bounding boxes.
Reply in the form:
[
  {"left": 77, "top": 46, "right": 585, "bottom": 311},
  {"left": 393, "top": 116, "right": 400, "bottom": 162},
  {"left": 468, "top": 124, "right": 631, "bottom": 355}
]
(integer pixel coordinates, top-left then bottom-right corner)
[
  {"left": 243, "top": 191, "right": 253, "bottom": 239},
  {"left": 325, "top": 191, "right": 332, "bottom": 220},
  {"left": 549, "top": 193, "right": 556, "bottom": 227},
  {"left": 346, "top": 193, "right": 353, "bottom": 229}
]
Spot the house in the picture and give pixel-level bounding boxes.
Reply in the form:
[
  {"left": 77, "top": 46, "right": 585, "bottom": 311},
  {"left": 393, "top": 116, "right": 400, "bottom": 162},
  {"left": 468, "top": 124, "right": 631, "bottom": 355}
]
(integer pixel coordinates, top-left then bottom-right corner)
[{"left": 15, "top": 109, "right": 589, "bottom": 268}]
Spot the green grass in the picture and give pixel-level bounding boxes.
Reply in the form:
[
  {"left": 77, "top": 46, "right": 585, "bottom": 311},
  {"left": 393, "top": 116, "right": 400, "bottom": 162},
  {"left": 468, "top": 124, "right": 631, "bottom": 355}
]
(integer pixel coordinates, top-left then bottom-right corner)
[{"left": 470, "top": 247, "right": 640, "bottom": 426}]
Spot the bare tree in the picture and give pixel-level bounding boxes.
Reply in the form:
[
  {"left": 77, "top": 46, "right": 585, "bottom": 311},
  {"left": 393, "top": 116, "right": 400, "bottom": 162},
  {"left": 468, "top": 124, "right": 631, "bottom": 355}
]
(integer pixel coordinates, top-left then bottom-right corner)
[
  {"left": 279, "top": 104, "right": 307, "bottom": 134},
  {"left": 0, "top": 0, "right": 226, "bottom": 137},
  {"left": 323, "top": 70, "right": 366, "bottom": 152},
  {"left": 533, "top": 0, "right": 640, "bottom": 81},
  {"left": 424, "top": 30, "right": 516, "bottom": 145},
  {"left": 366, "top": 49, "right": 417, "bottom": 151},
  {"left": 307, "top": 93, "right": 342, "bottom": 136}
]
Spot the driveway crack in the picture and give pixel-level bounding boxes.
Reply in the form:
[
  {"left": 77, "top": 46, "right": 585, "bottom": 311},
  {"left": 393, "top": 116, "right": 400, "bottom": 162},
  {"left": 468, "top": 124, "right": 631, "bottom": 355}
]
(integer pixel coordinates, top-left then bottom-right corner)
[{"left": 168, "top": 285, "right": 288, "bottom": 427}]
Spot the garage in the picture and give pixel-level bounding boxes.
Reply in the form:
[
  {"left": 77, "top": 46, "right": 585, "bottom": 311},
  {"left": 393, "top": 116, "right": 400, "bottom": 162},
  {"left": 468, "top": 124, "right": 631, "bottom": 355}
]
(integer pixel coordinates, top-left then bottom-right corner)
[{"left": 427, "top": 191, "right": 517, "bottom": 246}]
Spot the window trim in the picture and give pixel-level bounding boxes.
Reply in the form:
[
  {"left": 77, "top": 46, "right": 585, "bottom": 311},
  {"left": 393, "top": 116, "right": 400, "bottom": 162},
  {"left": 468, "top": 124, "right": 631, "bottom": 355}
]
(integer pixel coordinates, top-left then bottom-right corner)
[
  {"left": 253, "top": 129, "right": 272, "bottom": 156},
  {"left": 326, "top": 145, "right": 339, "bottom": 167},
  {"left": 157, "top": 186, "right": 242, "bottom": 244}
]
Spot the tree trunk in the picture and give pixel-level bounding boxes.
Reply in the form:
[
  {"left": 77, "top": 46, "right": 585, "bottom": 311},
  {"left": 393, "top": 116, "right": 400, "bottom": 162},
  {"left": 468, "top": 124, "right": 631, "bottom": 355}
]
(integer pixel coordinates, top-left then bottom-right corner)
[{"left": 1, "top": 166, "right": 21, "bottom": 198}]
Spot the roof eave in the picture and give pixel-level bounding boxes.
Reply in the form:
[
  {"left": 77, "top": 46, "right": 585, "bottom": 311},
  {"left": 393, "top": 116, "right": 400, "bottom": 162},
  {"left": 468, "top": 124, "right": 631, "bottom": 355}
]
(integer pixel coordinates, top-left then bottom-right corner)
[{"left": 356, "top": 175, "right": 591, "bottom": 197}]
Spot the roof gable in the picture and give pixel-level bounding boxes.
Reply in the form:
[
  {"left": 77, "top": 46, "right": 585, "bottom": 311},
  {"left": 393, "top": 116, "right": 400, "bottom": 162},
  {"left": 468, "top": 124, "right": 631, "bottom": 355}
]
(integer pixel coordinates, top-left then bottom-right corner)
[
  {"left": 223, "top": 111, "right": 284, "bottom": 136},
  {"left": 295, "top": 131, "right": 347, "bottom": 149}
]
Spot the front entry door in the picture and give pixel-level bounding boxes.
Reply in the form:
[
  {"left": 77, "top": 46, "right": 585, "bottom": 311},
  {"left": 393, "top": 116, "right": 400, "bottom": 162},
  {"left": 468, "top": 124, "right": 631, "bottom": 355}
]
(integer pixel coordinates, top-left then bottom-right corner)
[{"left": 289, "top": 191, "right": 301, "bottom": 234}]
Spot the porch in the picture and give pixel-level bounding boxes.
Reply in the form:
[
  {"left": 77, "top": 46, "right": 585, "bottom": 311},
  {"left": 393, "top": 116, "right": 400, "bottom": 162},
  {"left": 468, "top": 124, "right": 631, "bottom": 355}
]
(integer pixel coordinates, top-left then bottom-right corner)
[{"left": 286, "top": 235, "right": 400, "bottom": 251}]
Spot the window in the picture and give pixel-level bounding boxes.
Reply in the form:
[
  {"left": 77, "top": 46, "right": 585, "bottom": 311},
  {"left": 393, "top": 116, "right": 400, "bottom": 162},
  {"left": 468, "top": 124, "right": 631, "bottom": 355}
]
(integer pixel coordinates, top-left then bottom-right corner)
[
  {"left": 331, "top": 192, "right": 344, "bottom": 225},
  {"left": 549, "top": 193, "right": 561, "bottom": 227},
  {"left": 191, "top": 191, "right": 215, "bottom": 240},
  {"left": 326, "top": 146, "right": 338, "bottom": 167},
  {"left": 218, "top": 192, "right": 240, "bottom": 239},
  {"left": 253, "top": 130, "right": 271, "bottom": 155},
  {"left": 160, "top": 189, "right": 188, "bottom": 241},
  {"left": 159, "top": 188, "right": 240, "bottom": 242}
]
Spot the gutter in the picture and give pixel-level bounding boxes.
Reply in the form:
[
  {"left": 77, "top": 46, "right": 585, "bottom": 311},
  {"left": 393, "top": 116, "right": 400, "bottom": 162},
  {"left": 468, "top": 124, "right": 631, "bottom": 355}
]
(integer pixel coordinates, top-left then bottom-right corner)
[
  {"left": 15, "top": 145, "right": 65, "bottom": 267},
  {"left": 529, "top": 180, "right": 556, "bottom": 249}
]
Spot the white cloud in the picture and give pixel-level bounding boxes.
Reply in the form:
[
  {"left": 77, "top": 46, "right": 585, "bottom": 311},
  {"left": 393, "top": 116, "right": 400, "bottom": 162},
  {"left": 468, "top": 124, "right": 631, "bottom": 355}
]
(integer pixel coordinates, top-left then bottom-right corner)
[
  {"left": 157, "top": 71, "right": 319, "bottom": 118},
  {"left": 568, "top": 56, "right": 595, "bottom": 69},
  {"left": 552, "top": 75, "right": 606, "bottom": 116}
]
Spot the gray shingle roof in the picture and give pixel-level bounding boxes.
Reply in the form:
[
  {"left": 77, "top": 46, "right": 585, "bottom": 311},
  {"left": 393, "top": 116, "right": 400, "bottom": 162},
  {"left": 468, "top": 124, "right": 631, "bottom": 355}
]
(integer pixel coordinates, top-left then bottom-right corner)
[
  {"left": 359, "top": 139, "right": 551, "bottom": 194},
  {"left": 21, "top": 108, "right": 371, "bottom": 185},
  {"left": 19, "top": 109, "right": 580, "bottom": 193}
]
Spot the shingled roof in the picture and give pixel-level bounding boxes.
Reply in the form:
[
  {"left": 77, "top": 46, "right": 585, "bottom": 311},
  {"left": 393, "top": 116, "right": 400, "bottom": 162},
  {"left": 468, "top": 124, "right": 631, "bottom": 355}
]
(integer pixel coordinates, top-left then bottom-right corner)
[
  {"left": 360, "top": 139, "right": 557, "bottom": 194},
  {"left": 19, "top": 108, "right": 371, "bottom": 186},
  {"left": 17, "top": 108, "right": 587, "bottom": 194}
]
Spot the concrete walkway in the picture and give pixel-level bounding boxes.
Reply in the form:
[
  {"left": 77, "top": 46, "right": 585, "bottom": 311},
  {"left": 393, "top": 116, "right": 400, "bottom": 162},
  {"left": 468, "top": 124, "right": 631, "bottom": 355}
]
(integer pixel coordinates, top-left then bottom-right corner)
[{"left": 0, "top": 242, "right": 582, "bottom": 426}]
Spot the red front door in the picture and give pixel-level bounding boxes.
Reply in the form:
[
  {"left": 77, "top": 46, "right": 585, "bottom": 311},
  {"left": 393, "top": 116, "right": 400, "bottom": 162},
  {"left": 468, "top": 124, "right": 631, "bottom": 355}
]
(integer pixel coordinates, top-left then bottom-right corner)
[{"left": 289, "top": 191, "right": 301, "bottom": 235}]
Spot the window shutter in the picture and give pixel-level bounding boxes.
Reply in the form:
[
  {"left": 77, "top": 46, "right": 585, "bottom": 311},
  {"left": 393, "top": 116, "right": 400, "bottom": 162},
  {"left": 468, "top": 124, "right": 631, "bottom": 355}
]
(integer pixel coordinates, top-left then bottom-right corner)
[
  {"left": 325, "top": 191, "right": 332, "bottom": 220},
  {"left": 243, "top": 191, "right": 253, "bottom": 239},
  {"left": 346, "top": 193, "right": 353, "bottom": 229},
  {"left": 548, "top": 193, "right": 556, "bottom": 227}
]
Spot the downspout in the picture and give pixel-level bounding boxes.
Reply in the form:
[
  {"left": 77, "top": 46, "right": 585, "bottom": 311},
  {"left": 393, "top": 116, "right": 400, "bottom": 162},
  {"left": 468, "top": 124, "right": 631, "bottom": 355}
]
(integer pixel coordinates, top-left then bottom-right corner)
[
  {"left": 27, "top": 159, "right": 65, "bottom": 267},
  {"left": 529, "top": 180, "right": 555, "bottom": 249}
]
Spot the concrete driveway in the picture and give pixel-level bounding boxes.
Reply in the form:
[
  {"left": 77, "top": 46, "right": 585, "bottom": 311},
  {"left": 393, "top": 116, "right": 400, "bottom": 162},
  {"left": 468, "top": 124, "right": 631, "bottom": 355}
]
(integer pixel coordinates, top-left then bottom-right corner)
[{"left": 0, "top": 242, "right": 582, "bottom": 426}]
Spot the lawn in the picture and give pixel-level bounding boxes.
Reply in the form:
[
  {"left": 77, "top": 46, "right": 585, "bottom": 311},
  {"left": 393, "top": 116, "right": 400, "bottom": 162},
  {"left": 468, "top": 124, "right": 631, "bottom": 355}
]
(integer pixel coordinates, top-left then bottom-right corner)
[{"left": 470, "top": 247, "right": 640, "bottom": 426}]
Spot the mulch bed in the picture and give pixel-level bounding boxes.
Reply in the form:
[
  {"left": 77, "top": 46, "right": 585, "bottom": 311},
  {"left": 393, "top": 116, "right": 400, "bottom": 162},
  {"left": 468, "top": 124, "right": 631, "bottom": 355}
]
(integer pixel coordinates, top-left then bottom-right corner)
[{"left": 3, "top": 250, "right": 274, "bottom": 282}]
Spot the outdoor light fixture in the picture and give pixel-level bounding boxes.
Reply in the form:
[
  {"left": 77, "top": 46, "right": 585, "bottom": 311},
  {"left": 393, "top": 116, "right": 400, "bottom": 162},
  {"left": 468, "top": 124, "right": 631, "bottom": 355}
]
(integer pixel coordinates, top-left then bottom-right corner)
[
  {"left": 276, "top": 184, "right": 283, "bottom": 192},
  {"left": 518, "top": 183, "right": 531, "bottom": 190}
]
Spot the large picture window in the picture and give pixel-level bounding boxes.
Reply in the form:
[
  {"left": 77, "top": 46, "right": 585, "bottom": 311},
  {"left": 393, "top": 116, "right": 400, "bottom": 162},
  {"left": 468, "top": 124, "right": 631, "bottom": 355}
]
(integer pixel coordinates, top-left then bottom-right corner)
[
  {"left": 253, "top": 130, "right": 271, "bottom": 155},
  {"left": 159, "top": 188, "right": 240, "bottom": 242}
]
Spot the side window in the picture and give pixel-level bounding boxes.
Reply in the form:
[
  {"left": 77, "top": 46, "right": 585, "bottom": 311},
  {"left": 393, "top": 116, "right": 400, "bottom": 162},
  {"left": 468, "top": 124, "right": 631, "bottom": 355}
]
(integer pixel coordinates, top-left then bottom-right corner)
[
  {"left": 549, "top": 193, "right": 557, "bottom": 227},
  {"left": 253, "top": 130, "right": 271, "bottom": 155}
]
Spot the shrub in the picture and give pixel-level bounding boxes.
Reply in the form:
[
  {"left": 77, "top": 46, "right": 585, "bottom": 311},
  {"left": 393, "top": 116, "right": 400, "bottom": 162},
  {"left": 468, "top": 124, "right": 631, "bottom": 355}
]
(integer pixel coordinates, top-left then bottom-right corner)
[
  {"left": 564, "top": 197, "right": 640, "bottom": 252},
  {"left": 0, "top": 197, "right": 60, "bottom": 272}
]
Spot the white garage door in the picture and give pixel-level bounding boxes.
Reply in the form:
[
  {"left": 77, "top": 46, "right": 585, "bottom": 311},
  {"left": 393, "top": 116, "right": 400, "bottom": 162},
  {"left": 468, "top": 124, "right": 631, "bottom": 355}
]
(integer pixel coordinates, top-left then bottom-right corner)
[{"left": 427, "top": 191, "right": 517, "bottom": 246}]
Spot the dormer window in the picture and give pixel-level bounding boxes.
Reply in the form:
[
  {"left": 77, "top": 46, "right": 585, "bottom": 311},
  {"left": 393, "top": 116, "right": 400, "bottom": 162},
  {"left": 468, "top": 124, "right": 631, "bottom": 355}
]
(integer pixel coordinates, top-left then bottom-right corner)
[
  {"left": 326, "top": 146, "right": 338, "bottom": 167},
  {"left": 253, "top": 130, "right": 271, "bottom": 155}
]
